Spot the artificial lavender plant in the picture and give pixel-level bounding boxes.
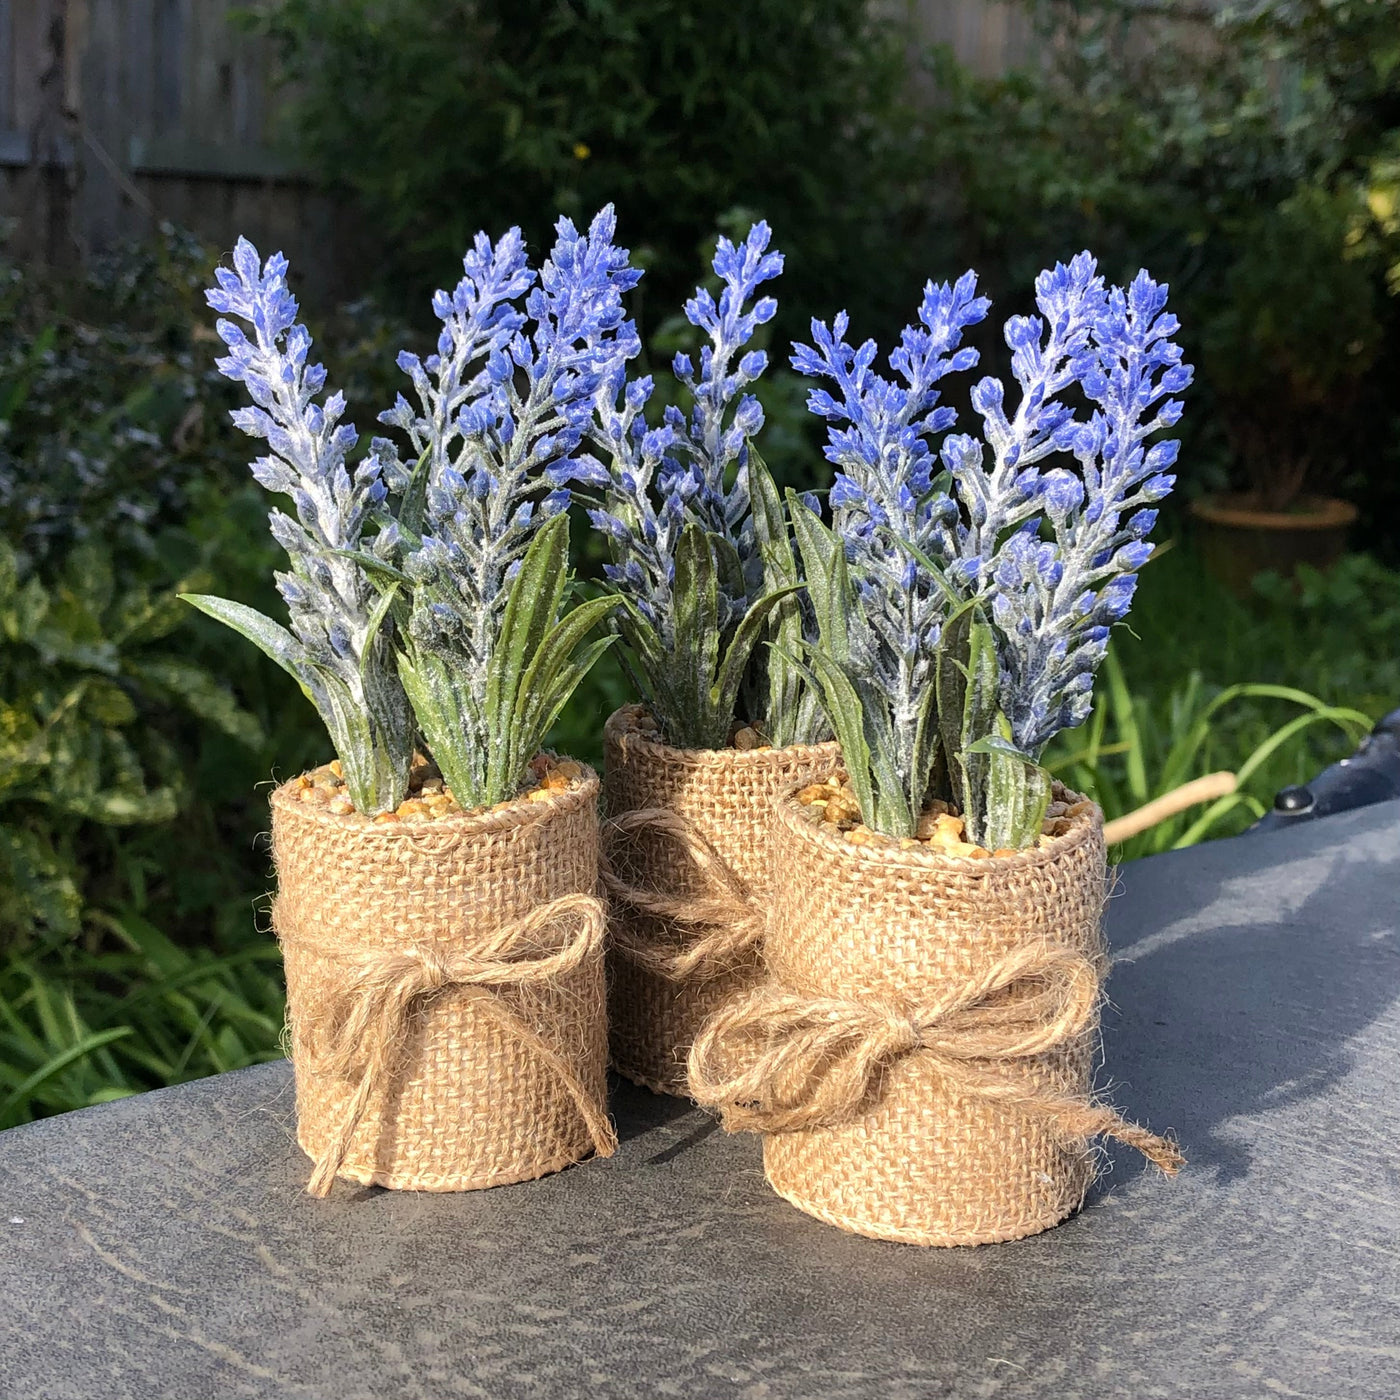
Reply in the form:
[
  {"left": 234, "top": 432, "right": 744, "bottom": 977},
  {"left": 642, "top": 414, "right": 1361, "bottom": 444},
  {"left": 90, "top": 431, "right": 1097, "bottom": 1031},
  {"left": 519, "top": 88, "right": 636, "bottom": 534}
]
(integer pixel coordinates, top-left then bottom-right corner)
[
  {"left": 790, "top": 253, "right": 1191, "bottom": 847},
  {"left": 571, "top": 222, "right": 824, "bottom": 750},
  {"left": 360, "top": 206, "right": 636, "bottom": 808},
  {"left": 186, "top": 210, "right": 635, "bottom": 818},
  {"left": 183, "top": 239, "right": 414, "bottom": 816}
]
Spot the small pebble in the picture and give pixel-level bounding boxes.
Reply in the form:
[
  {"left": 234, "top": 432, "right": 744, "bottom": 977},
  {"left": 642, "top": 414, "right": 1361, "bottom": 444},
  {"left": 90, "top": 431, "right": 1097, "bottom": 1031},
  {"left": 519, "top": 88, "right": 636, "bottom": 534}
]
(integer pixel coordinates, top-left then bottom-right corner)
[
  {"left": 373, "top": 812, "right": 400, "bottom": 825},
  {"left": 300, "top": 785, "right": 328, "bottom": 805},
  {"left": 328, "top": 794, "right": 354, "bottom": 816},
  {"left": 732, "top": 726, "right": 762, "bottom": 751},
  {"left": 329, "top": 759, "right": 343, "bottom": 779},
  {"left": 917, "top": 811, "right": 965, "bottom": 842}
]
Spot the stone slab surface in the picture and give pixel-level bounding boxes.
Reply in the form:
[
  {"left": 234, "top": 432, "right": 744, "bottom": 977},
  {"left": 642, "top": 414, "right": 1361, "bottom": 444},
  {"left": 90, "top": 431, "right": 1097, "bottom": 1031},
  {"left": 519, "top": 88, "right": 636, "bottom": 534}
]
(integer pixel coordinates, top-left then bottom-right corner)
[{"left": 2, "top": 801, "right": 1399, "bottom": 1400}]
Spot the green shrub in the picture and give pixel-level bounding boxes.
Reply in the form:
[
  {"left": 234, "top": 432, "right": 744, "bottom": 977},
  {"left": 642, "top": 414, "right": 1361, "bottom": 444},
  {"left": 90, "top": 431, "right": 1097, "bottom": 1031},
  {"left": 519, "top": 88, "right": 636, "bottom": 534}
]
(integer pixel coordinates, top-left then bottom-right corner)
[
  {"left": 0, "top": 232, "right": 401, "bottom": 1123},
  {"left": 251, "top": 0, "right": 932, "bottom": 346},
  {"left": 921, "top": 0, "right": 1400, "bottom": 542}
]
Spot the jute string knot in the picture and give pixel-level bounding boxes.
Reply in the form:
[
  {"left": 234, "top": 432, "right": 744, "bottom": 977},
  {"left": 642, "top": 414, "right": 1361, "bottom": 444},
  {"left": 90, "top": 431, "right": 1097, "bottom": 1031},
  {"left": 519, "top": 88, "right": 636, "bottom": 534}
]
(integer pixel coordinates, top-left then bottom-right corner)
[
  {"left": 599, "top": 807, "right": 764, "bottom": 981},
  {"left": 290, "top": 891, "right": 617, "bottom": 1197},
  {"left": 688, "top": 940, "right": 1183, "bottom": 1174}
]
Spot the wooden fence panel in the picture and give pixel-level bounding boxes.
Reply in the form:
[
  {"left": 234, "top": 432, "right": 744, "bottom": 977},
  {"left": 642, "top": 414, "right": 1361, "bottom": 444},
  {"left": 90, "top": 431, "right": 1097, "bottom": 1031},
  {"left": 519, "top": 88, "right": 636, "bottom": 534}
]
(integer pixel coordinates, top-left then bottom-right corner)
[
  {"left": 0, "top": 0, "right": 348, "bottom": 298},
  {"left": 910, "top": 0, "right": 1036, "bottom": 76}
]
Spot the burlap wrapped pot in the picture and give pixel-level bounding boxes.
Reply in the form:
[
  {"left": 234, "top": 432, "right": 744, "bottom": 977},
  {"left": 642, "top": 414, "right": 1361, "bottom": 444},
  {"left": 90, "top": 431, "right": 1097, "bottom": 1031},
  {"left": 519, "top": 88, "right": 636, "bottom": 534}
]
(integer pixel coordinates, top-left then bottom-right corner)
[
  {"left": 270, "top": 764, "right": 615, "bottom": 1196},
  {"left": 689, "top": 782, "right": 1181, "bottom": 1246},
  {"left": 601, "top": 706, "right": 840, "bottom": 1096}
]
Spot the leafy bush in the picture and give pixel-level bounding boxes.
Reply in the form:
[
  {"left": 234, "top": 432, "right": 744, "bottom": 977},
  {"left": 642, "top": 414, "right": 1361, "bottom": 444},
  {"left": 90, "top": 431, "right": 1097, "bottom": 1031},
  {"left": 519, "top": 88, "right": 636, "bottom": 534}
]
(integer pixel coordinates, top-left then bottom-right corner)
[
  {"left": 251, "top": 0, "right": 929, "bottom": 348},
  {"left": 0, "top": 231, "right": 396, "bottom": 1123},
  {"left": 922, "top": 0, "right": 1400, "bottom": 533}
]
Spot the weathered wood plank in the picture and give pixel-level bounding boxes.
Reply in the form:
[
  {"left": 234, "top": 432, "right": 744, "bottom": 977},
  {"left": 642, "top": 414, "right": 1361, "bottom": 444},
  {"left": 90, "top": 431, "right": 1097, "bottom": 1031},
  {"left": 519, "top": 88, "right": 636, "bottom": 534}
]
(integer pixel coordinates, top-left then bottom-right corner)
[
  {"left": 127, "top": 132, "right": 303, "bottom": 180},
  {"left": 0, "top": 0, "right": 14, "bottom": 131}
]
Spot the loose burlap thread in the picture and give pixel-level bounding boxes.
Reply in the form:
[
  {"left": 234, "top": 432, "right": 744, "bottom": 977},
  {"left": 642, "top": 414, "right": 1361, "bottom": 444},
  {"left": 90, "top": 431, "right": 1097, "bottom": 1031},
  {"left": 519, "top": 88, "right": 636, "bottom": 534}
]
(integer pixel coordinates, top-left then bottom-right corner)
[
  {"left": 601, "top": 706, "right": 840, "bottom": 1096},
  {"left": 688, "top": 784, "right": 1182, "bottom": 1246},
  {"left": 271, "top": 766, "right": 614, "bottom": 1196}
]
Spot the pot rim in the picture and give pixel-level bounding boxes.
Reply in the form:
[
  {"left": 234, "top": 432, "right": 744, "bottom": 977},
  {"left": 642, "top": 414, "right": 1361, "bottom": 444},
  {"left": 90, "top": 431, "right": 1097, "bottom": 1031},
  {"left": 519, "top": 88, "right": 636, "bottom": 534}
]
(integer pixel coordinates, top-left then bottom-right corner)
[
  {"left": 604, "top": 703, "right": 840, "bottom": 772},
  {"left": 1189, "top": 493, "right": 1358, "bottom": 532},
  {"left": 773, "top": 776, "right": 1101, "bottom": 874},
  {"left": 268, "top": 760, "right": 599, "bottom": 840}
]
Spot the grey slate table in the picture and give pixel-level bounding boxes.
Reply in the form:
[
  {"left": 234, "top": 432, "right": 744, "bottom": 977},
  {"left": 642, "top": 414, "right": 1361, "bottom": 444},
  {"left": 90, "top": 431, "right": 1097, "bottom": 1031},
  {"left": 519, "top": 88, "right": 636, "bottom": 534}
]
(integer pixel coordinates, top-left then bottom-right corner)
[{"left": 3, "top": 801, "right": 1399, "bottom": 1400}]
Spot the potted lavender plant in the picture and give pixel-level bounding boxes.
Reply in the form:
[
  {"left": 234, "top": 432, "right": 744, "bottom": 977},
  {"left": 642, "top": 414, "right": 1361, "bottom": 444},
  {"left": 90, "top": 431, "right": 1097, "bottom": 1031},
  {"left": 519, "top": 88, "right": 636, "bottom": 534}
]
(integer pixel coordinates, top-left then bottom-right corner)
[
  {"left": 183, "top": 212, "right": 631, "bottom": 1196},
  {"left": 690, "top": 255, "right": 1185, "bottom": 1244},
  {"left": 567, "top": 223, "right": 838, "bottom": 1096}
]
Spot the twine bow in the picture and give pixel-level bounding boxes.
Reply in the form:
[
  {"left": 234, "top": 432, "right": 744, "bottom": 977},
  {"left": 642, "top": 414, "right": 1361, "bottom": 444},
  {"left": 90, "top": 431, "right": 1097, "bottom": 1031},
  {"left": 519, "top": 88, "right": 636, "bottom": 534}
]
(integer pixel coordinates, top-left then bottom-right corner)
[
  {"left": 687, "top": 940, "right": 1182, "bottom": 1173},
  {"left": 599, "top": 807, "right": 764, "bottom": 981},
  {"left": 296, "top": 891, "right": 616, "bottom": 1197}
]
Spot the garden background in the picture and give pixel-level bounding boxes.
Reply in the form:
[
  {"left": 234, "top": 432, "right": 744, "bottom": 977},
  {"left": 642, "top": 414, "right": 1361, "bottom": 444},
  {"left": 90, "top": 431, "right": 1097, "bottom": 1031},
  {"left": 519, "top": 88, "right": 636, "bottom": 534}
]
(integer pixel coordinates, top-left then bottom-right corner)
[{"left": 3, "top": 0, "right": 1398, "bottom": 1126}]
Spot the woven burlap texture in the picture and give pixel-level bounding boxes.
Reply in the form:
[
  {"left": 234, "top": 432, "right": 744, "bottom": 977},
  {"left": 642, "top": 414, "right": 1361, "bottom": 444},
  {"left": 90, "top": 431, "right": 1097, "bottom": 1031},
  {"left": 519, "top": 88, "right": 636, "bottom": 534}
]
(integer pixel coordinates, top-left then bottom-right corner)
[
  {"left": 271, "top": 766, "right": 612, "bottom": 1194},
  {"left": 694, "top": 785, "right": 1161, "bottom": 1246},
  {"left": 601, "top": 706, "right": 839, "bottom": 1096}
]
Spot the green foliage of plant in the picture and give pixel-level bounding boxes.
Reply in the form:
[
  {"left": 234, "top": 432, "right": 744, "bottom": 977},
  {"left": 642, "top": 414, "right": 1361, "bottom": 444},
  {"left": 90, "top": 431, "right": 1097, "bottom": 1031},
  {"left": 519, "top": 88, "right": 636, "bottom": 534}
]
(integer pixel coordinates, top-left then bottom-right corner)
[
  {"left": 614, "top": 518, "right": 800, "bottom": 751},
  {"left": 0, "top": 232, "right": 410, "bottom": 1123},
  {"left": 790, "top": 498, "right": 1052, "bottom": 846},
  {"left": 387, "top": 513, "right": 618, "bottom": 806},
  {"left": 1044, "top": 544, "right": 1399, "bottom": 855},
  {"left": 249, "top": 0, "right": 925, "bottom": 347},
  {"left": 1048, "top": 649, "right": 1372, "bottom": 859},
  {"left": 922, "top": 0, "right": 1400, "bottom": 528},
  {"left": 0, "top": 918, "right": 285, "bottom": 1130}
]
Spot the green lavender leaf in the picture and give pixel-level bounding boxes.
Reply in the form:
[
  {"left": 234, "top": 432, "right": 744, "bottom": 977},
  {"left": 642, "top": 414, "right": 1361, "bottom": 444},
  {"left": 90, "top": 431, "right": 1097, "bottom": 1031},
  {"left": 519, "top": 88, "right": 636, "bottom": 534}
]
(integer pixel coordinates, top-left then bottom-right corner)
[
  {"left": 671, "top": 524, "right": 725, "bottom": 747},
  {"left": 485, "top": 511, "right": 570, "bottom": 798},
  {"left": 800, "top": 647, "right": 877, "bottom": 825},
  {"left": 969, "top": 720, "right": 1053, "bottom": 851}
]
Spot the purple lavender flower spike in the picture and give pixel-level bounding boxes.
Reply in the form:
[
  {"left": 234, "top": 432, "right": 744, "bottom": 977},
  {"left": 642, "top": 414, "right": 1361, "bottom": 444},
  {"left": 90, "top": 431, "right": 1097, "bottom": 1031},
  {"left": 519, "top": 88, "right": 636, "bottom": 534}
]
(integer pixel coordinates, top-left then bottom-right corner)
[
  {"left": 378, "top": 206, "right": 640, "bottom": 800},
  {"left": 196, "top": 236, "right": 414, "bottom": 813},
  {"left": 580, "top": 221, "right": 819, "bottom": 748},
  {"left": 791, "top": 252, "right": 1189, "bottom": 842},
  {"left": 790, "top": 271, "right": 990, "bottom": 800},
  {"left": 977, "top": 261, "right": 1192, "bottom": 754}
]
